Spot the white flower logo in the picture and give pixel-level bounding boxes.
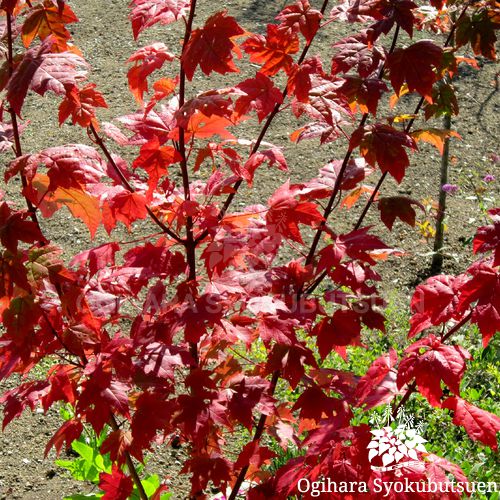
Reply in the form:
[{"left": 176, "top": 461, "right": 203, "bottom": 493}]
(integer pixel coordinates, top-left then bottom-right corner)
[{"left": 368, "top": 408, "right": 427, "bottom": 470}]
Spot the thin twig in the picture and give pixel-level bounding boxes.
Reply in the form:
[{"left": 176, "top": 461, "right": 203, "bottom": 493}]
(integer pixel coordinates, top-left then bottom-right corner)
[
  {"left": 110, "top": 415, "right": 148, "bottom": 500},
  {"left": 88, "top": 124, "right": 184, "bottom": 244}
]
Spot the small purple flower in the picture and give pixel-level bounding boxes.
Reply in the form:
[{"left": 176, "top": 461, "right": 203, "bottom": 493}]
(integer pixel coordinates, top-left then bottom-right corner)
[
  {"left": 483, "top": 174, "right": 495, "bottom": 183},
  {"left": 490, "top": 153, "right": 500, "bottom": 165},
  {"left": 442, "top": 183, "right": 459, "bottom": 194}
]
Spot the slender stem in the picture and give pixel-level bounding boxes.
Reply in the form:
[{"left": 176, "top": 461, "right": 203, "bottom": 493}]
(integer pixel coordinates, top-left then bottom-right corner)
[
  {"left": 228, "top": 371, "right": 280, "bottom": 500},
  {"left": 88, "top": 124, "right": 183, "bottom": 244},
  {"left": 109, "top": 415, "right": 148, "bottom": 500},
  {"left": 353, "top": 171, "right": 386, "bottom": 230},
  {"left": 431, "top": 113, "right": 452, "bottom": 274},
  {"left": 6, "top": 13, "right": 40, "bottom": 225},
  {"left": 177, "top": 0, "right": 199, "bottom": 369}
]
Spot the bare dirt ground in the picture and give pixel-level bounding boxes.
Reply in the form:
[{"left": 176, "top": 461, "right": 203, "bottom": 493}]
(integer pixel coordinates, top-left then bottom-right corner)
[{"left": 0, "top": 0, "right": 498, "bottom": 498}]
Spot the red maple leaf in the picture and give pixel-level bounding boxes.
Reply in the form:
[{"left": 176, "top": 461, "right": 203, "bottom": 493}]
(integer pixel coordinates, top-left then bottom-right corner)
[
  {"left": 340, "top": 76, "right": 388, "bottom": 115},
  {"left": 129, "top": 0, "right": 190, "bottom": 39},
  {"left": 409, "top": 273, "right": 468, "bottom": 337},
  {"left": 21, "top": 0, "right": 78, "bottom": 48},
  {"left": 275, "top": 0, "right": 322, "bottom": 43},
  {"left": 457, "top": 260, "right": 500, "bottom": 346},
  {"left": 286, "top": 56, "right": 324, "bottom": 103},
  {"left": 44, "top": 418, "right": 83, "bottom": 456},
  {"left": 387, "top": 40, "right": 443, "bottom": 101},
  {"left": 103, "top": 188, "right": 149, "bottom": 231},
  {"left": 0, "top": 203, "right": 45, "bottom": 252},
  {"left": 312, "top": 309, "right": 362, "bottom": 359},
  {"left": 331, "top": 32, "right": 385, "bottom": 78},
  {"left": 127, "top": 43, "right": 175, "bottom": 103},
  {"left": 443, "top": 397, "right": 500, "bottom": 450},
  {"left": 132, "top": 136, "right": 181, "bottom": 190},
  {"left": 242, "top": 147, "right": 288, "bottom": 186},
  {"left": 349, "top": 123, "right": 417, "bottom": 183},
  {"left": 266, "top": 181, "right": 323, "bottom": 243},
  {"left": 7, "top": 36, "right": 89, "bottom": 116},
  {"left": 377, "top": 196, "right": 423, "bottom": 230},
  {"left": 99, "top": 465, "right": 134, "bottom": 500},
  {"left": 234, "top": 72, "right": 283, "bottom": 122},
  {"left": 397, "top": 335, "right": 471, "bottom": 407},
  {"left": 356, "top": 348, "right": 399, "bottom": 410},
  {"left": 181, "top": 11, "right": 244, "bottom": 81},
  {"left": 58, "top": 83, "right": 107, "bottom": 127},
  {"left": 242, "top": 24, "right": 299, "bottom": 76},
  {"left": 175, "top": 91, "right": 233, "bottom": 128},
  {"left": 473, "top": 208, "right": 500, "bottom": 266}
]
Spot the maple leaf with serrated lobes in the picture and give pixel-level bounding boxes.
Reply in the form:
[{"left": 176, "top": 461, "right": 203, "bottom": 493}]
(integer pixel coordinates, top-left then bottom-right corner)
[
  {"left": 181, "top": 11, "right": 244, "bottom": 81},
  {"left": 331, "top": 32, "right": 386, "bottom": 78},
  {"left": 265, "top": 342, "right": 317, "bottom": 389},
  {"left": 387, "top": 41, "right": 443, "bottom": 102},
  {"left": 287, "top": 56, "right": 324, "bottom": 103},
  {"left": 0, "top": 203, "right": 46, "bottom": 252},
  {"left": 473, "top": 208, "right": 500, "bottom": 266},
  {"left": 23, "top": 144, "right": 106, "bottom": 192},
  {"left": 443, "top": 397, "right": 500, "bottom": 450},
  {"left": 266, "top": 181, "right": 323, "bottom": 243},
  {"left": 99, "top": 465, "right": 134, "bottom": 500},
  {"left": 102, "top": 188, "right": 149, "bottom": 232},
  {"left": 28, "top": 173, "right": 102, "bottom": 237},
  {"left": 70, "top": 242, "right": 120, "bottom": 277},
  {"left": 340, "top": 76, "right": 388, "bottom": 115},
  {"left": 411, "top": 128, "right": 461, "bottom": 155},
  {"left": 132, "top": 136, "right": 181, "bottom": 191},
  {"left": 276, "top": 0, "right": 322, "bottom": 43},
  {"left": 457, "top": 260, "right": 500, "bottom": 347},
  {"left": 293, "top": 384, "right": 344, "bottom": 422},
  {"left": 234, "top": 441, "right": 276, "bottom": 471},
  {"left": 409, "top": 273, "right": 468, "bottom": 337},
  {"left": 242, "top": 24, "right": 300, "bottom": 76},
  {"left": 100, "top": 429, "right": 142, "bottom": 465},
  {"left": 455, "top": 10, "right": 499, "bottom": 61},
  {"left": 349, "top": 123, "right": 417, "bottom": 183},
  {"left": 300, "top": 158, "right": 368, "bottom": 199},
  {"left": 312, "top": 309, "right": 363, "bottom": 359},
  {"left": 356, "top": 348, "right": 399, "bottom": 410},
  {"left": 372, "top": 0, "right": 417, "bottom": 37},
  {"left": 242, "top": 147, "right": 288, "bottom": 186},
  {"left": 397, "top": 334, "right": 471, "bottom": 407},
  {"left": 127, "top": 43, "right": 175, "bottom": 104},
  {"left": 58, "top": 83, "right": 108, "bottom": 128},
  {"left": 234, "top": 72, "right": 283, "bottom": 122},
  {"left": 7, "top": 36, "right": 89, "bottom": 116},
  {"left": 377, "top": 196, "right": 423, "bottom": 230},
  {"left": 44, "top": 419, "right": 83, "bottom": 456},
  {"left": 129, "top": 0, "right": 190, "bottom": 39},
  {"left": 175, "top": 90, "right": 233, "bottom": 128},
  {"left": 21, "top": 0, "right": 78, "bottom": 48},
  {"left": 181, "top": 453, "right": 232, "bottom": 496}
]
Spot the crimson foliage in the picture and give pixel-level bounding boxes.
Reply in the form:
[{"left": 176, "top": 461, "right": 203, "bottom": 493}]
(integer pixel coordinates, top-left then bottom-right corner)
[{"left": 0, "top": 0, "right": 499, "bottom": 498}]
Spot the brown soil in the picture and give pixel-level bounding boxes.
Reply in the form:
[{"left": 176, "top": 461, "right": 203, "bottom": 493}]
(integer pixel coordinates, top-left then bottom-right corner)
[{"left": 0, "top": 0, "right": 499, "bottom": 498}]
